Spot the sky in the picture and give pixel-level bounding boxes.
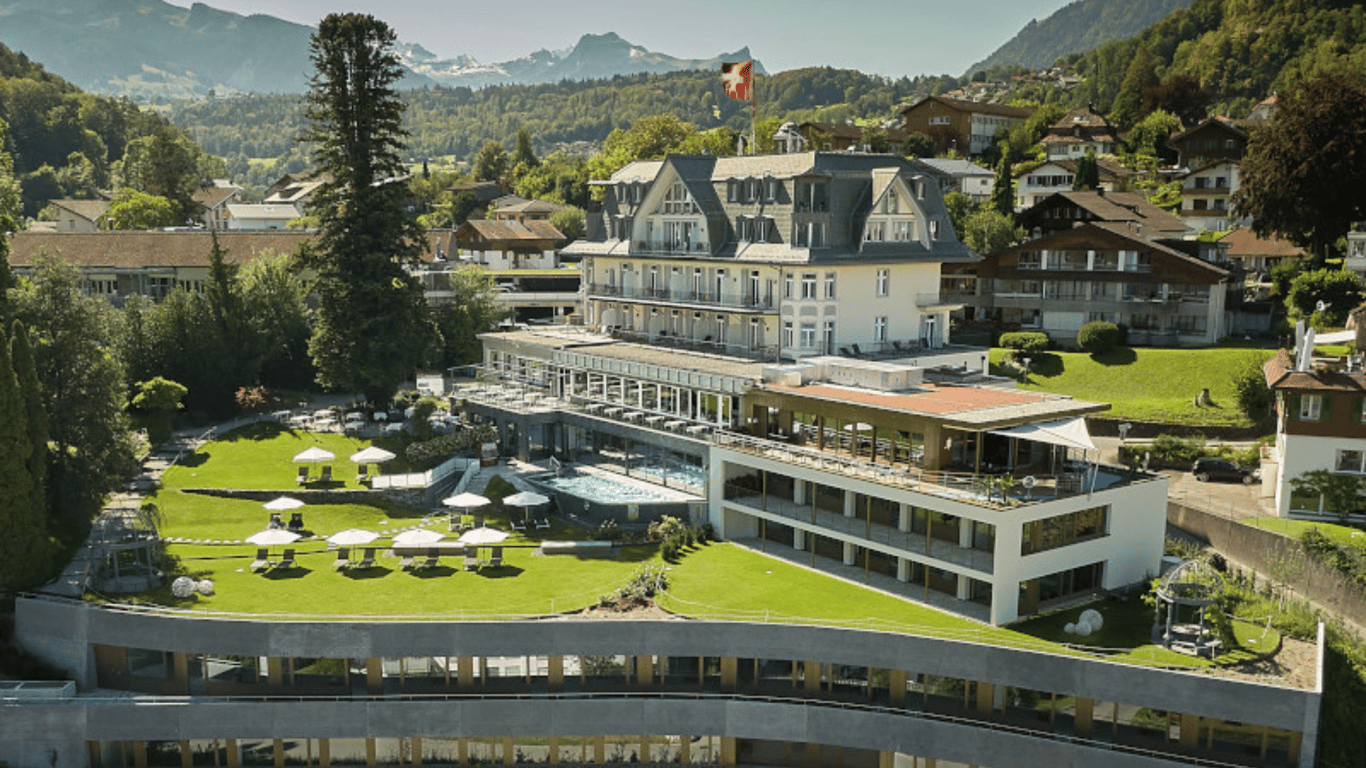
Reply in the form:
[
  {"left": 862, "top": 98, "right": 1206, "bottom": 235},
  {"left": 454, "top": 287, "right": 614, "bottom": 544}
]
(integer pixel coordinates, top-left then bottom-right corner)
[{"left": 180, "top": 0, "right": 1076, "bottom": 79}]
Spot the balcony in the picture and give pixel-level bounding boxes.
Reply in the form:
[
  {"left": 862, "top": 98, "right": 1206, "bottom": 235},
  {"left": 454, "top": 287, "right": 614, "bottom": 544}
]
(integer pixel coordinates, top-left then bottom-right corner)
[
  {"left": 586, "top": 284, "right": 777, "bottom": 312},
  {"left": 604, "top": 328, "right": 779, "bottom": 361}
]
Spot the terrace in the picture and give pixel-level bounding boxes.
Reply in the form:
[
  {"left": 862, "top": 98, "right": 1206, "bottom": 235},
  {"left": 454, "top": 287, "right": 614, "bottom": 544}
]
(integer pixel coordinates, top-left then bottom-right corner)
[{"left": 89, "top": 425, "right": 1292, "bottom": 681}]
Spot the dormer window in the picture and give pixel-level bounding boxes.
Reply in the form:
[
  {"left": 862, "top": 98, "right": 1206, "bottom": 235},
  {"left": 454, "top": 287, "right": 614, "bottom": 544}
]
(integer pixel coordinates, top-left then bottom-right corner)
[{"left": 663, "top": 182, "right": 697, "bottom": 214}]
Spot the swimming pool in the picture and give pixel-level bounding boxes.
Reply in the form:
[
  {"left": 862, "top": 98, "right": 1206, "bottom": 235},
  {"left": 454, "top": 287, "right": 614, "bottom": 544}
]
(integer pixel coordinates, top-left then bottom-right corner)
[
  {"left": 526, "top": 466, "right": 702, "bottom": 528},
  {"left": 536, "top": 473, "right": 679, "bottom": 504}
]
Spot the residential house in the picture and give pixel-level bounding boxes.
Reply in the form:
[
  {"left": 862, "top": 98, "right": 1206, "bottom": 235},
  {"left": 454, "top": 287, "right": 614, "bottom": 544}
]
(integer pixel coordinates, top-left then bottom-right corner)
[
  {"left": 1178, "top": 160, "right": 1247, "bottom": 232},
  {"left": 568, "top": 151, "right": 979, "bottom": 362},
  {"left": 1222, "top": 228, "right": 1306, "bottom": 275},
  {"left": 1263, "top": 342, "right": 1366, "bottom": 520},
  {"left": 918, "top": 158, "right": 995, "bottom": 204},
  {"left": 449, "top": 180, "right": 506, "bottom": 221},
  {"left": 1246, "top": 93, "right": 1279, "bottom": 122},
  {"left": 224, "top": 203, "right": 300, "bottom": 230},
  {"left": 899, "top": 96, "right": 1035, "bottom": 157},
  {"left": 1014, "top": 157, "right": 1136, "bottom": 211},
  {"left": 443, "top": 218, "right": 577, "bottom": 324},
  {"left": 797, "top": 122, "right": 908, "bottom": 153},
  {"left": 47, "top": 199, "right": 109, "bottom": 232},
  {"left": 191, "top": 181, "right": 242, "bottom": 230},
  {"left": 262, "top": 172, "right": 327, "bottom": 212},
  {"left": 1040, "top": 106, "right": 1121, "bottom": 161},
  {"left": 1170, "top": 117, "right": 1248, "bottom": 169},
  {"left": 957, "top": 221, "right": 1230, "bottom": 346},
  {"left": 1018, "top": 190, "right": 1191, "bottom": 239},
  {"left": 491, "top": 196, "right": 564, "bottom": 223},
  {"left": 1342, "top": 229, "right": 1366, "bottom": 281}
]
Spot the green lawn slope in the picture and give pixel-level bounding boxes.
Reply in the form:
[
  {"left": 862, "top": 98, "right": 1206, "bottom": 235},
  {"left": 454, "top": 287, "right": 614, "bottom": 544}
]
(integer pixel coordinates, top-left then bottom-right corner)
[{"left": 990, "top": 346, "right": 1274, "bottom": 427}]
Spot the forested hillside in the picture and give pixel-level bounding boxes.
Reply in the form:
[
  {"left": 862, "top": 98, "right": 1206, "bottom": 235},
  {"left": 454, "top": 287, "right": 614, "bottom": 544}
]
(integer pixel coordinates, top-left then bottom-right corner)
[
  {"left": 1063, "top": 0, "right": 1366, "bottom": 125},
  {"left": 177, "top": 67, "right": 954, "bottom": 179},
  {"left": 966, "top": 0, "right": 1194, "bottom": 76},
  {"left": 0, "top": 43, "right": 194, "bottom": 216}
]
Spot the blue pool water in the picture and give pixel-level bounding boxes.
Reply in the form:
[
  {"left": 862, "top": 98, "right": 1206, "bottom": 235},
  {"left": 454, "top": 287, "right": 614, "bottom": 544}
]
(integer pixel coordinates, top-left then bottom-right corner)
[{"left": 537, "top": 473, "right": 677, "bottom": 504}]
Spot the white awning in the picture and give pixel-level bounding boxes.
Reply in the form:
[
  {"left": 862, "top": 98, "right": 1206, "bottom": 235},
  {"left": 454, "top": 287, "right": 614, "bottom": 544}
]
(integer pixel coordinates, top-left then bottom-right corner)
[
  {"left": 986, "top": 416, "right": 1097, "bottom": 453},
  {"left": 1311, "top": 330, "right": 1355, "bottom": 345}
]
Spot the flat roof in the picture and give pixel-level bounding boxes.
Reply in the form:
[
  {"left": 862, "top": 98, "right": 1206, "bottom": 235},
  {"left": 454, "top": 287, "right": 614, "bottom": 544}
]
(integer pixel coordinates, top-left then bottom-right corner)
[{"left": 765, "top": 382, "right": 1109, "bottom": 428}]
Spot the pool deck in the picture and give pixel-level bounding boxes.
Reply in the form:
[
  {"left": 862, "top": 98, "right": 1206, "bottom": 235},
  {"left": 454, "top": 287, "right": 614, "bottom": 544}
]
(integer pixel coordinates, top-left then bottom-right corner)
[{"left": 537, "top": 462, "right": 703, "bottom": 503}]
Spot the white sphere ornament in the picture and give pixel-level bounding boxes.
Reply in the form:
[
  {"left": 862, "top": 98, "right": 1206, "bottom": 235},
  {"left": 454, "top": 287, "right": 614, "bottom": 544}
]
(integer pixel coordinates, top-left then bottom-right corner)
[
  {"left": 1063, "top": 622, "right": 1077, "bottom": 634},
  {"left": 196, "top": 579, "right": 215, "bottom": 596},
  {"left": 1074, "top": 621, "right": 1093, "bottom": 637},
  {"left": 1080, "top": 609, "right": 1103, "bottom": 630},
  {"left": 170, "top": 577, "right": 196, "bottom": 598}
]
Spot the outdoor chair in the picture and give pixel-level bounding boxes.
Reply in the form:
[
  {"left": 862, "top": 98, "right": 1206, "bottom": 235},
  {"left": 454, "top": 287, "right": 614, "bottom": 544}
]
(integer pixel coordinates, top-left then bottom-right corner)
[
  {"left": 278, "top": 548, "right": 296, "bottom": 570},
  {"left": 535, "top": 515, "right": 551, "bottom": 530},
  {"left": 268, "top": 512, "right": 283, "bottom": 529},
  {"left": 893, "top": 340, "right": 906, "bottom": 352},
  {"left": 357, "top": 464, "right": 371, "bottom": 484},
  {"left": 487, "top": 546, "right": 504, "bottom": 569},
  {"left": 839, "top": 346, "right": 852, "bottom": 357},
  {"left": 851, "top": 343, "right": 864, "bottom": 357},
  {"left": 397, "top": 548, "right": 416, "bottom": 569},
  {"left": 295, "top": 466, "right": 310, "bottom": 485},
  {"left": 357, "top": 547, "right": 377, "bottom": 569},
  {"left": 333, "top": 547, "right": 350, "bottom": 570},
  {"left": 319, "top": 465, "right": 333, "bottom": 484},
  {"left": 510, "top": 515, "right": 527, "bottom": 532},
  {"left": 250, "top": 548, "right": 270, "bottom": 571},
  {"left": 287, "top": 512, "right": 304, "bottom": 532},
  {"left": 464, "top": 554, "right": 479, "bottom": 571}
]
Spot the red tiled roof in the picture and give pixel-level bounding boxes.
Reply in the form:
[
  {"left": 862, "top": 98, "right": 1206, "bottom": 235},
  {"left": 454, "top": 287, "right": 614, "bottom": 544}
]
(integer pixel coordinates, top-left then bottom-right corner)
[{"left": 1221, "top": 229, "right": 1307, "bottom": 259}]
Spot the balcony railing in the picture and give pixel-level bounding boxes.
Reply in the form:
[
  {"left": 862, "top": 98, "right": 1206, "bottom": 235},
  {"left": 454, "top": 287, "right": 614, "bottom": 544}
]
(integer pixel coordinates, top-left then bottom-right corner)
[
  {"left": 587, "top": 284, "right": 776, "bottom": 311},
  {"left": 603, "top": 328, "right": 779, "bottom": 361}
]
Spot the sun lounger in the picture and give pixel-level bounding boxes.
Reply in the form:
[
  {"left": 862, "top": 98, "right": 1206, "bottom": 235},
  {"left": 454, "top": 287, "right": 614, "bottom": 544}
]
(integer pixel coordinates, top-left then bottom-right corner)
[
  {"left": 250, "top": 548, "right": 270, "bottom": 571},
  {"left": 487, "top": 546, "right": 504, "bottom": 569},
  {"left": 398, "top": 551, "right": 416, "bottom": 569},
  {"left": 295, "top": 466, "right": 309, "bottom": 485},
  {"left": 319, "top": 465, "right": 333, "bottom": 484},
  {"left": 277, "top": 548, "right": 296, "bottom": 570},
  {"left": 357, "top": 547, "right": 377, "bottom": 569},
  {"left": 287, "top": 512, "right": 304, "bottom": 532},
  {"left": 510, "top": 515, "right": 527, "bottom": 532},
  {"left": 333, "top": 547, "right": 350, "bottom": 570},
  {"left": 419, "top": 548, "right": 440, "bottom": 569},
  {"left": 535, "top": 515, "right": 551, "bottom": 530},
  {"left": 464, "top": 554, "right": 479, "bottom": 571}
]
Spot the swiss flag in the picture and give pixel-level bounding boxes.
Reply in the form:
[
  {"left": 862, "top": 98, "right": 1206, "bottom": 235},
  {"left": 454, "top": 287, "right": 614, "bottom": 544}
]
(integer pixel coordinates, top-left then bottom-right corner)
[{"left": 721, "top": 61, "right": 753, "bottom": 102}]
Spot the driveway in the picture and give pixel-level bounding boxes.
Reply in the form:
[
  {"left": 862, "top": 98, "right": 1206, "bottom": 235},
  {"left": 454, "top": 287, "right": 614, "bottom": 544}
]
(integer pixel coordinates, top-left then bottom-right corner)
[{"left": 1092, "top": 435, "right": 1277, "bottom": 520}]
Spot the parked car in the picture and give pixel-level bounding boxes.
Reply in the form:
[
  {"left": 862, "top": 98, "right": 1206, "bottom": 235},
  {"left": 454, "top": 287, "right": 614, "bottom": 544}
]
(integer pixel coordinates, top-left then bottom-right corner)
[{"left": 1191, "top": 457, "right": 1257, "bottom": 484}]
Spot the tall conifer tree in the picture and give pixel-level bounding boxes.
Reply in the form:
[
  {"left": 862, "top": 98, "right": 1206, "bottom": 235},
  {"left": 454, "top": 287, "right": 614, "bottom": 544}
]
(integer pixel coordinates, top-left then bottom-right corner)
[
  {"left": 0, "top": 324, "right": 46, "bottom": 591},
  {"left": 300, "top": 13, "right": 434, "bottom": 403}
]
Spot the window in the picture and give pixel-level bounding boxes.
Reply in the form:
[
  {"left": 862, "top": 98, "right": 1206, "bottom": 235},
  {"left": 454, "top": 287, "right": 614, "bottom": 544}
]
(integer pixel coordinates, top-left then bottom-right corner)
[
  {"left": 1298, "top": 394, "right": 1323, "bottom": 421},
  {"left": 893, "top": 220, "right": 913, "bottom": 241},
  {"left": 1021, "top": 506, "right": 1109, "bottom": 555},
  {"left": 824, "top": 272, "right": 836, "bottom": 299},
  {"left": 663, "top": 182, "right": 697, "bottom": 214},
  {"left": 823, "top": 321, "right": 835, "bottom": 354},
  {"left": 929, "top": 220, "right": 939, "bottom": 240},
  {"left": 801, "top": 273, "right": 817, "bottom": 299},
  {"left": 799, "top": 324, "right": 816, "bottom": 348},
  {"left": 874, "top": 316, "right": 888, "bottom": 342},
  {"left": 1017, "top": 251, "right": 1041, "bottom": 270},
  {"left": 929, "top": 116, "right": 950, "bottom": 126},
  {"left": 1336, "top": 450, "right": 1365, "bottom": 473},
  {"left": 864, "top": 220, "right": 886, "bottom": 242},
  {"left": 783, "top": 273, "right": 794, "bottom": 299},
  {"left": 1122, "top": 250, "right": 1151, "bottom": 272},
  {"left": 782, "top": 321, "right": 794, "bottom": 348},
  {"left": 876, "top": 269, "right": 890, "bottom": 297}
]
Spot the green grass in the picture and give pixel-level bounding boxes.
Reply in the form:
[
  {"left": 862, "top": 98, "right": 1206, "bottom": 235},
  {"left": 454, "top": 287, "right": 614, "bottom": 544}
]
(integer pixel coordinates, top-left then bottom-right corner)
[
  {"left": 990, "top": 346, "right": 1274, "bottom": 427},
  {"left": 1247, "top": 516, "right": 1366, "bottom": 545}
]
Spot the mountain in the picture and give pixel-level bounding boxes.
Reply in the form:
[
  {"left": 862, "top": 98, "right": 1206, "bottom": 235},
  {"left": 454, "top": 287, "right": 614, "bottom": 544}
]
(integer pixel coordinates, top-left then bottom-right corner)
[
  {"left": 0, "top": 2, "right": 763, "bottom": 98},
  {"left": 399, "top": 32, "right": 765, "bottom": 90},
  {"left": 965, "top": 0, "right": 1195, "bottom": 75}
]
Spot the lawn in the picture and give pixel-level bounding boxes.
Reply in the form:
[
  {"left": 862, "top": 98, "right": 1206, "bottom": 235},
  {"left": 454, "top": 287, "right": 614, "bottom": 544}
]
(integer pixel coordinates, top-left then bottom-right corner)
[
  {"left": 1247, "top": 516, "right": 1366, "bottom": 545},
  {"left": 990, "top": 346, "right": 1275, "bottom": 427}
]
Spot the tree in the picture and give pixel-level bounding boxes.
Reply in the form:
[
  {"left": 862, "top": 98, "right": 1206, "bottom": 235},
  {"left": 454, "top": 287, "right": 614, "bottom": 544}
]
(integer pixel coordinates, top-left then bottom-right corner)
[
  {"left": 1231, "top": 353, "right": 1273, "bottom": 421},
  {"left": 1235, "top": 71, "right": 1366, "bottom": 262},
  {"left": 239, "top": 252, "right": 313, "bottom": 391},
  {"left": 471, "top": 141, "right": 508, "bottom": 182},
  {"left": 549, "top": 205, "right": 586, "bottom": 242},
  {"left": 118, "top": 125, "right": 206, "bottom": 223},
  {"left": 11, "top": 322, "right": 47, "bottom": 528},
  {"left": 131, "top": 377, "right": 187, "bottom": 446},
  {"left": 11, "top": 257, "right": 134, "bottom": 521},
  {"left": 1140, "top": 75, "right": 1213, "bottom": 128},
  {"left": 512, "top": 128, "right": 539, "bottom": 169},
  {"left": 1284, "top": 268, "right": 1365, "bottom": 328},
  {"left": 1072, "top": 150, "right": 1100, "bottom": 191},
  {"left": 0, "top": 321, "right": 49, "bottom": 592},
  {"left": 962, "top": 208, "right": 1022, "bottom": 255},
  {"left": 943, "top": 191, "right": 972, "bottom": 242},
  {"left": 901, "top": 132, "right": 934, "bottom": 159},
  {"left": 1077, "top": 321, "right": 1121, "bottom": 356},
  {"left": 100, "top": 188, "right": 181, "bottom": 230},
  {"left": 0, "top": 120, "right": 22, "bottom": 234},
  {"left": 989, "top": 157, "right": 1014, "bottom": 216},
  {"left": 432, "top": 267, "right": 506, "bottom": 368},
  {"left": 301, "top": 13, "right": 436, "bottom": 403}
]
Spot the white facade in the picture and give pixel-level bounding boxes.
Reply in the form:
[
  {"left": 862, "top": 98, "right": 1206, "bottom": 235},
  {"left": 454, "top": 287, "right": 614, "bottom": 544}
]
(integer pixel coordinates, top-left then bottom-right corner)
[
  {"left": 711, "top": 443, "right": 1168, "bottom": 625},
  {"left": 1180, "top": 161, "right": 1248, "bottom": 232}
]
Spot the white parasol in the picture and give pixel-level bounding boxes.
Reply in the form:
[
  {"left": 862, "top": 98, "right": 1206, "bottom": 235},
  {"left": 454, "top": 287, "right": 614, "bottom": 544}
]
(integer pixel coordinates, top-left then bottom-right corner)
[
  {"left": 349, "top": 446, "right": 397, "bottom": 464},
  {"left": 442, "top": 492, "right": 490, "bottom": 509},
  {"left": 457, "top": 526, "right": 509, "bottom": 546},
  {"left": 263, "top": 496, "right": 305, "bottom": 511},
  {"left": 503, "top": 491, "right": 549, "bottom": 508},
  {"left": 246, "top": 529, "right": 301, "bottom": 546},
  {"left": 393, "top": 529, "right": 445, "bottom": 547},
  {"left": 327, "top": 528, "right": 380, "bottom": 546},
  {"left": 293, "top": 446, "right": 336, "bottom": 463}
]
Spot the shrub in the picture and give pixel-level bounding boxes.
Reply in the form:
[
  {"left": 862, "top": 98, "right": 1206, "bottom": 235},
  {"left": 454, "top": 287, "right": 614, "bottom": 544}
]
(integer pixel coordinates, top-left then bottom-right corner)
[
  {"left": 483, "top": 474, "right": 517, "bottom": 508},
  {"left": 1231, "top": 353, "right": 1274, "bottom": 420},
  {"left": 1076, "top": 321, "right": 1121, "bottom": 355},
  {"left": 998, "top": 331, "right": 1049, "bottom": 354},
  {"left": 404, "top": 424, "right": 497, "bottom": 469}
]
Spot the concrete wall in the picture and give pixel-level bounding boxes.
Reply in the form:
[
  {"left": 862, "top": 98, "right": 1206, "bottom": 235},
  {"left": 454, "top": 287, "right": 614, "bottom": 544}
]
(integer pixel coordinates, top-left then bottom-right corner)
[
  {"left": 14, "top": 597, "right": 1318, "bottom": 734},
  {"left": 1169, "top": 500, "right": 1366, "bottom": 630}
]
